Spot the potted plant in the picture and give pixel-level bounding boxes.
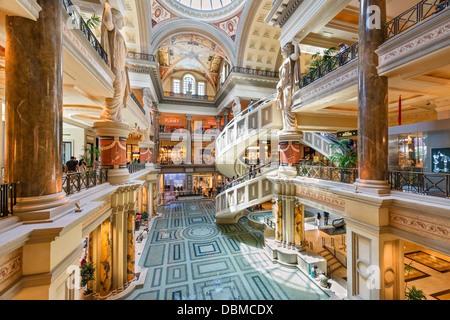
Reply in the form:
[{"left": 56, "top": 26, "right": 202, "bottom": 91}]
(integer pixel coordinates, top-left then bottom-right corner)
[
  {"left": 404, "top": 262, "right": 427, "bottom": 300},
  {"left": 142, "top": 211, "right": 149, "bottom": 224},
  {"left": 80, "top": 262, "right": 96, "bottom": 300},
  {"left": 79, "top": 146, "right": 101, "bottom": 169},
  {"left": 307, "top": 46, "right": 338, "bottom": 74},
  {"left": 328, "top": 139, "right": 358, "bottom": 183}
]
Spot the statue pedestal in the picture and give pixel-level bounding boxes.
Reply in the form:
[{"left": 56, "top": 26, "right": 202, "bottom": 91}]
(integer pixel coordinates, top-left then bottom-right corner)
[
  {"left": 278, "top": 130, "right": 302, "bottom": 177},
  {"left": 93, "top": 121, "right": 131, "bottom": 185}
]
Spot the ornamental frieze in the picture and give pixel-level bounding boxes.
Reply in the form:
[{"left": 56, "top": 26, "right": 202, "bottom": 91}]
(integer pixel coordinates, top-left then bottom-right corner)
[
  {"left": 389, "top": 209, "right": 450, "bottom": 245},
  {"left": 0, "top": 248, "right": 22, "bottom": 294},
  {"left": 295, "top": 186, "right": 345, "bottom": 211}
]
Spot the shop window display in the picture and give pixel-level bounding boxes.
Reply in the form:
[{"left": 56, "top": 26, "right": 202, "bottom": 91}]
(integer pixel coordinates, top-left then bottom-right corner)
[{"left": 398, "top": 133, "right": 425, "bottom": 170}]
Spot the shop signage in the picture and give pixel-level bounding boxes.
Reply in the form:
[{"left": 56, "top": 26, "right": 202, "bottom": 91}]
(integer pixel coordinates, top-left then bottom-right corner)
[{"left": 337, "top": 130, "right": 358, "bottom": 138}]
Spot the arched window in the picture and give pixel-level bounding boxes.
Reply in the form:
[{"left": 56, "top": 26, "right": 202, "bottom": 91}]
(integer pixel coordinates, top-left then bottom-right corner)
[{"left": 183, "top": 74, "right": 196, "bottom": 95}]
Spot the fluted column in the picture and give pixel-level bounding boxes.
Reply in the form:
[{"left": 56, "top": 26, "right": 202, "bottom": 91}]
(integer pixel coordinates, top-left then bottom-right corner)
[
  {"left": 355, "top": 0, "right": 390, "bottom": 194},
  {"left": 5, "top": 0, "right": 68, "bottom": 215}
]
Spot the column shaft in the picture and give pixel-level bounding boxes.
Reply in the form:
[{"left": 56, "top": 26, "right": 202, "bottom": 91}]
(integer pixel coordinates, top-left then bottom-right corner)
[
  {"left": 5, "top": 0, "right": 67, "bottom": 212},
  {"left": 357, "top": 0, "right": 389, "bottom": 187}
]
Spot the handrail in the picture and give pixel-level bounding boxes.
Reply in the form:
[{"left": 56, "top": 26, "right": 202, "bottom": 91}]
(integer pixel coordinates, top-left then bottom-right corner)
[
  {"left": 62, "top": 0, "right": 108, "bottom": 64},
  {"left": 127, "top": 51, "right": 156, "bottom": 62},
  {"left": 163, "top": 91, "right": 215, "bottom": 101},
  {"left": 0, "top": 183, "right": 17, "bottom": 219},
  {"left": 223, "top": 67, "right": 280, "bottom": 85},
  {"left": 130, "top": 92, "right": 146, "bottom": 115},
  {"left": 217, "top": 93, "right": 277, "bottom": 145},
  {"left": 298, "top": 165, "right": 450, "bottom": 198},
  {"left": 300, "top": 42, "right": 358, "bottom": 89},
  {"left": 386, "top": 0, "right": 449, "bottom": 40},
  {"left": 128, "top": 163, "right": 146, "bottom": 174},
  {"left": 300, "top": 0, "right": 449, "bottom": 89},
  {"left": 63, "top": 169, "right": 109, "bottom": 195},
  {"left": 221, "top": 163, "right": 277, "bottom": 193}
]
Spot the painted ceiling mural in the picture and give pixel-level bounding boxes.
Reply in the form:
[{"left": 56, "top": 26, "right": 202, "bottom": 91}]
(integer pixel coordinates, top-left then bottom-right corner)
[{"left": 157, "top": 34, "right": 229, "bottom": 89}]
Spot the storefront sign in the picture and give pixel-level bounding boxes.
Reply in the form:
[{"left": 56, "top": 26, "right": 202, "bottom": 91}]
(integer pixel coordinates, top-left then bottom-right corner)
[{"left": 337, "top": 130, "right": 358, "bottom": 138}]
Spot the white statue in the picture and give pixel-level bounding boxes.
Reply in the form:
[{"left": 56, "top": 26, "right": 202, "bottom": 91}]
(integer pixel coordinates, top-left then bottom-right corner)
[
  {"left": 277, "top": 41, "right": 301, "bottom": 131},
  {"left": 142, "top": 88, "right": 153, "bottom": 141},
  {"left": 100, "top": 1, "right": 131, "bottom": 123},
  {"left": 232, "top": 97, "right": 241, "bottom": 116}
]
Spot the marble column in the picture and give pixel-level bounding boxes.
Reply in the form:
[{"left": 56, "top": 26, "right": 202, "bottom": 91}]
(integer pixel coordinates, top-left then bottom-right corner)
[
  {"left": 5, "top": 0, "right": 68, "bottom": 215},
  {"left": 223, "top": 109, "right": 230, "bottom": 127},
  {"left": 99, "top": 217, "right": 113, "bottom": 297},
  {"left": 93, "top": 122, "right": 130, "bottom": 185},
  {"left": 138, "top": 140, "right": 154, "bottom": 168},
  {"left": 355, "top": 0, "right": 390, "bottom": 194},
  {"left": 274, "top": 199, "right": 283, "bottom": 245},
  {"left": 215, "top": 115, "right": 222, "bottom": 132},
  {"left": 278, "top": 133, "right": 302, "bottom": 177},
  {"left": 126, "top": 211, "right": 135, "bottom": 283},
  {"left": 294, "top": 202, "right": 306, "bottom": 251},
  {"left": 186, "top": 114, "right": 193, "bottom": 164},
  {"left": 153, "top": 111, "right": 160, "bottom": 164}
]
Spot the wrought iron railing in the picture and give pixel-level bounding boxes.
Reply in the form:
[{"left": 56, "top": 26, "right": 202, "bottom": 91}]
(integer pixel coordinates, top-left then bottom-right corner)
[
  {"left": 264, "top": 215, "right": 276, "bottom": 229},
  {"left": 62, "top": 0, "right": 108, "bottom": 64},
  {"left": 300, "top": 42, "right": 359, "bottom": 89},
  {"left": 298, "top": 165, "right": 359, "bottom": 184},
  {"left": 223, "top": 67, "right": 279, "bottom": 84},
  {"left": 163, "top": 91, "right": 215, "bottom": 101},
  {"left": 298, "top": 165, "right": 450, "bottom": 198},
  {"left": 128, "top": 163, "right": 146, "bottom": 174},
  {"left": 130, "top": 92, "right": 146, "bottom": 115},
  {"left": 127, "top": 51, "right": 156, "bottom": 62},
  {"left": 63, "top": 169, "right": 109, "bottom": 195},
  {"left": 388, "top": 170, "right": 450, "bottom": 198},
  {"left": 0, "top": 183, "right": 17, "bottom": 219},
  {"left": 386, "top": 0, "right": 449, "bottom": 40}
]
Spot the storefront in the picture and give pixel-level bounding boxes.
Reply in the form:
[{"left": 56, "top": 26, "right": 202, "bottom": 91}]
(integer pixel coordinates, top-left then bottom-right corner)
[
  {"left": 159, "top": 141, "right": 188, "bottom": 165},
  {"left": 389, "top": 119, "right": 450, "bottom": 172}
]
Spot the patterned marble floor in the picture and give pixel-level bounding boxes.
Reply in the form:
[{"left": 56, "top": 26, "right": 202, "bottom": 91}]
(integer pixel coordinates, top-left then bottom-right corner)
[{"left": 127, "top": 200, "right": 329, "bottom": 301}]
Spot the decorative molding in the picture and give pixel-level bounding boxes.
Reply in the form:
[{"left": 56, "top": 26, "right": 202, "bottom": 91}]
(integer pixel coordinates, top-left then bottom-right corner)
[
  {"left": 389, "top": 208, "right": 450, "bottom": 245},
  {"left": 0, "top": 248, "right": 22, "bottom": 295},
  {"left": 293, "top": 59, "right": 358, "bottom": 111},
  {"left": 295, "top": 185, "right": 345, "bottom": 211}
]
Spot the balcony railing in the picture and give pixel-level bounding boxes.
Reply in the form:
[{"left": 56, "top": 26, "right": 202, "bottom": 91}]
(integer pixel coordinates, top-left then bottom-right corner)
[
  {"left": 300, "top": 42, "right": 359, "bottom": 89},
  {"left": 128, "top": 163, "right": 146, "bottom": 174},
  {"left": 386, "top": 0, "right": 449, "bottom": 40},
  {"left": 0, "top": 183, "right": 17, "bottom": 219},
  {"left": 223, "top": 67, "right": 280, "bottom": 85},
  {"left": 63, "top": 169, "right": 109, "bottom": 195},
  {"left": 127, "top": 51, "right": 156, "bottom": 62},
  {"left": 298, "top": 165, "right": 359, "bottom": 184},
  {"left": 388, "top": 170, "right": 450, "bottom": 198},
  {"left": 62, "top": 0, "right": 108, "bottom": 64},
  {"left": 163, "top": 91, "right": 215, "bottom": 101},
  {"left": 297, "top": 165, "right": 450, "bottom": 199},
  {"left": 299, "top": 1, "right": 449, "bottom": 89},
  {"left": 130, "top": 92, "right": 146, "bottom": 115}
]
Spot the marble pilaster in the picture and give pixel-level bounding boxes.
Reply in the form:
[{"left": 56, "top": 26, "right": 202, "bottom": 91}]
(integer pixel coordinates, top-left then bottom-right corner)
[{"left": 126, "top": 211, "right": 135, "bottom": 283}]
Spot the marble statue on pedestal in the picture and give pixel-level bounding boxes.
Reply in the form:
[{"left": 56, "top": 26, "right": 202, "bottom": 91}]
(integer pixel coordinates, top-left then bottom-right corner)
[
  {"left": 277, "top": 41, "right": 301, "bottom": 131},
  {"left": 100, "top": 1, "right": 131, "bottom": 123}
]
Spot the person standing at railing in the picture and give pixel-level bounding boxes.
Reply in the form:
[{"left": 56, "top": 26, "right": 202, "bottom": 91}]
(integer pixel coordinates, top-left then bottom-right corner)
[
  {"left": 65, "top": 157, "right": 80, "bottom": 174},
  {"left": 338, "top": 43, "right": 350, "bottom": 65}
]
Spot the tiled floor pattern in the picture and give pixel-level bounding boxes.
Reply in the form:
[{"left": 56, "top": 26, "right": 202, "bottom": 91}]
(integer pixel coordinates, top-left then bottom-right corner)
[{"left": 127, "top": 200, "right": 329, "bottom": 301}]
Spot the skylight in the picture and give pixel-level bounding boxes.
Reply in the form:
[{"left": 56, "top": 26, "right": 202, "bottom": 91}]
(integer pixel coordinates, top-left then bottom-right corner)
[{"left": 175, "top": 0, "right": 235, "bottom": 11}]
